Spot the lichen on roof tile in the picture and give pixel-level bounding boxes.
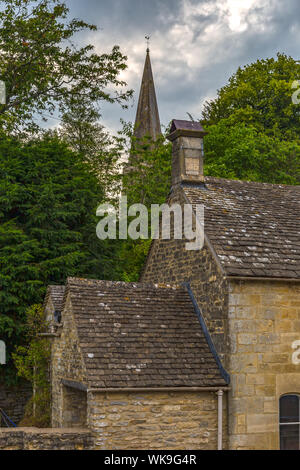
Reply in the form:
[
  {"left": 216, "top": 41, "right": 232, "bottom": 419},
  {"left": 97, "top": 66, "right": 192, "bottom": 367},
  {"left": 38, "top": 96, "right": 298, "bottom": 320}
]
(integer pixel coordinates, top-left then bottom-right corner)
[
  {"left": 65, "top": 278, "right": 227, "bottom": 389},
  {"left": 183, "top": 177, "right": 300, "bottom": 279}
]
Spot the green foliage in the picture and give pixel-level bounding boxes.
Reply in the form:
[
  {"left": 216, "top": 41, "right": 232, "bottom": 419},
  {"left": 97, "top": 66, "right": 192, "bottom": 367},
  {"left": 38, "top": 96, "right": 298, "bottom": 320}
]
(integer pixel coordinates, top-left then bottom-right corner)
[
  {"left": 204, "top": 120, "right": 300, "bottom": 184},
  {"left": 122, "top": 124, "right": 172, "bottom": 207},
  {"left": 59, "top": 96, "right": 110, "bottom": 157},
  {"left": 12, "top": 304, "right": 51, "bottom": 427},
  {"left": 18, "top": 388, "right": 50, "bottom": 428},
  {"left": 117, "top": 123, "right": 172, "bottom": 281},
  {"left": 58, "top": 95, "right": 123, "bottom": 202},
  {"left": 0, "top": 0, "right": 132, "bottom": 133},
  {"left": 0, "top": 133, "right": 115, "bottom": 383},
  {"left": 203, "top": 53, "right": 300, "bottom": 138},
  {"left": 202, "top": 53, "right": 300, "bottom": 183},
  {"left": 117, "top": 238, "right": 152, "bottom": 283}
]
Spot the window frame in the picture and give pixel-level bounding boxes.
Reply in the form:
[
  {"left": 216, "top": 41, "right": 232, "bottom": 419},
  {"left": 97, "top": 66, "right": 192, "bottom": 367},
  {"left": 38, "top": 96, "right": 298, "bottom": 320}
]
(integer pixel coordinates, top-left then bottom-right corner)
[{"left": 279, "top": 394, "right": 300, "bottom": 450}]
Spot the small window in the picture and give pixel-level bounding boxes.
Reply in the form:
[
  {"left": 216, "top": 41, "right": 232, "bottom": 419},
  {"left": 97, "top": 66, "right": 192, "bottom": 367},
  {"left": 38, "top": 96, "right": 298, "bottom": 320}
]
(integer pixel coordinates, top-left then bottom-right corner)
[{"left": 280, "top": 395, "right": 300, "bottom": 450}]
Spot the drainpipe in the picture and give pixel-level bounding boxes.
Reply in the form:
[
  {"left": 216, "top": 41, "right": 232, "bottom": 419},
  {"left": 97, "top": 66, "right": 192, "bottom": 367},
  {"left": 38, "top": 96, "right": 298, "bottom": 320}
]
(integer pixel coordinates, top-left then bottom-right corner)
[{"left": 217, "top": 390, "right": 223, "bottom": 450}]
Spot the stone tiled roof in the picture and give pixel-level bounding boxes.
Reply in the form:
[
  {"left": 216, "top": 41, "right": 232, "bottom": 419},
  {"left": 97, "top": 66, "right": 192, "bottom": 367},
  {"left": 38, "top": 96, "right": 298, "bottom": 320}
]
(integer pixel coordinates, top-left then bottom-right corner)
[
  {"left": 44, "top": 285, "right": 65, "bottom": 311},
  {"left": 183, "top": 177, "right": 300, "bottom": 279},
  {"left": 66, "top": 278, "right": 228, "bottom": 389}
]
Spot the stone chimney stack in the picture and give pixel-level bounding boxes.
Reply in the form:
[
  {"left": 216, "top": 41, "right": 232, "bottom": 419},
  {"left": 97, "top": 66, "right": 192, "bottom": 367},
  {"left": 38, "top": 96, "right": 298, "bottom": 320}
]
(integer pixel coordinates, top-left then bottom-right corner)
[{"left": 167, "top": 120, "right": 208, "bottom": 187}]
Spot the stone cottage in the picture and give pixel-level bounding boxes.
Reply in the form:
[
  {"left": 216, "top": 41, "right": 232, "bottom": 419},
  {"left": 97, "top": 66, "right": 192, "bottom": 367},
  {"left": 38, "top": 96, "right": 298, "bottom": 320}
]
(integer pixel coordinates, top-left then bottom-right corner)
[
  {"left": 140, "top": 119, "right": 300, "bottom": 450},
  {"left": 44, "top": 278, "right": 229, "bottom": 450},
  {"left": 44, "top": 50, "right": 300, "bottom": 450},
  {"left": 1, "top": 49, "right": 300, "bottom": 451},
  {"left": 42, "top": 117, "right": 300, "bottom": 451}
]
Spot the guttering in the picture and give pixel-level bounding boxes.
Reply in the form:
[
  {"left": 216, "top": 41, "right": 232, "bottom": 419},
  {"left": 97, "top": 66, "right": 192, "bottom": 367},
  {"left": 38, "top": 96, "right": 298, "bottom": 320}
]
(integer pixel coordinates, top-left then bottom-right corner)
[
  {"left": 87, "top": 386, "right": 230, "bottom": 393},
  {"left": 183, "top": 282, "right": 230, "bottom": 385},
  {"left": 217, "top": 390, "right": 223, "bottom": 451},
  {"left": 61, "top": 380, "right": 230, "bottom": 394},
  {"left": 227, "top": 276, "right": 300, "bottom": 283}
]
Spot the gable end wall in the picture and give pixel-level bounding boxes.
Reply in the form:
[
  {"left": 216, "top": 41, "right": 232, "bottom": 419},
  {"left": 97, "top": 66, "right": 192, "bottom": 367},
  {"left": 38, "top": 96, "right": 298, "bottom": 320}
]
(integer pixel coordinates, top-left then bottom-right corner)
[
  {"left": 51, "top": 294, "right": 87, "bottom": 428},
  {"left": 141, "top": 185, "right": 229, "bottom": 364}
]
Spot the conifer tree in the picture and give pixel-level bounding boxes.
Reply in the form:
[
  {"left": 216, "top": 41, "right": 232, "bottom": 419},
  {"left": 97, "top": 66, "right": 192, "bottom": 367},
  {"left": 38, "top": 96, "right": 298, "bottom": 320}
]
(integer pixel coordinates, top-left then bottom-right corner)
[{"left": 0, "top": 134, "right": 115, "bottom": 383}]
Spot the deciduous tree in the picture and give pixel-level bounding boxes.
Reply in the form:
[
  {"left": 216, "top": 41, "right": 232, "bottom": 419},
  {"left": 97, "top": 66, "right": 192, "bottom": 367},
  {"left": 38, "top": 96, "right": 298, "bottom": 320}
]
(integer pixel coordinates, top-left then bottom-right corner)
[{"left": 0, "top": 0, "right": 132, "bottom": 133}]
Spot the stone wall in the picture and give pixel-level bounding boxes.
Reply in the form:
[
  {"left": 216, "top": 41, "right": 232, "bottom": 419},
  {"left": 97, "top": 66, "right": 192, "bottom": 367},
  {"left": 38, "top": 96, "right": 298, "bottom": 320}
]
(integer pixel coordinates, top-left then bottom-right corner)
[
  {"left": 51, "top": 294, "right": 87, "bottom": 427},
  {"left": 0, "top": 382, "right": 32, "bottom": 427},
  {"left": 141, "top": 186, "right": 229, "bottom": 363},
  {"left": 87, "top": 390, "right": 227, "bottom": 450},
  {"left": 228, "top": 280, "right": 300, "bottom": 450},
  {"left": 0, "top": 428, "right": 92, "bottom": 450},
  {"left": 49, "top": 273, "right": 229, "bottom": 451},
  {"left": 62, "top": 386, "right": 87, "bottom": 428}
]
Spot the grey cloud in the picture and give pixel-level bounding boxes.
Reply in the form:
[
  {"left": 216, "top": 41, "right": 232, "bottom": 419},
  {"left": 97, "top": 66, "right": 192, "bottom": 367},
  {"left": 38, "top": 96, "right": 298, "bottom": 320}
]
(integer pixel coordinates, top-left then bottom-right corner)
[
  {"left": 69, "top": 0, "right": 182, "bottom": 32},
  {"left": 63, "top": 0, "right": 300, "bottom": 133}
]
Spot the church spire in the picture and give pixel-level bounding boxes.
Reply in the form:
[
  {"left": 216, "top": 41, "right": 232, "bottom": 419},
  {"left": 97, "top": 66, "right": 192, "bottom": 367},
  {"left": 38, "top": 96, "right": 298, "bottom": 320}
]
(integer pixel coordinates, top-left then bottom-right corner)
[{"left": 133, "top": 47, "right": 161, "bottom": 142}]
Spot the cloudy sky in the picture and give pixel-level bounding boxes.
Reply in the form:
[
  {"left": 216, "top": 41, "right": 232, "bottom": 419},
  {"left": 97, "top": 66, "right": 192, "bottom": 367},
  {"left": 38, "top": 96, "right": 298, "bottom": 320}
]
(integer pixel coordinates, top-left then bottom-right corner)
[{"left": 65, "top": 0, "right": 300, "bottom": 134}]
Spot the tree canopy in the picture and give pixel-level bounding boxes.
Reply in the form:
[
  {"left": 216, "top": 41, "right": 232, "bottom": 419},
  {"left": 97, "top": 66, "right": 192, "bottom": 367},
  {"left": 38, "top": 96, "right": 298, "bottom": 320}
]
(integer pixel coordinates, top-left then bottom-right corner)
[
  {"left": 0, "top": 0, "right": 132, "bottom": 133},
  {"left": 58, "top": 95, "right": 122, "bottom": 201},
  {"left": 204, "top": 120, "right": 300, "bottom": 184},
  {"left": 118, "top": 125, "right": 172, "bottom": 281},
  {"left": 0, "top": 134, "right": 115, "bottom": 383},
  {"left": 203, "top": 53, "right": 300, "bottom": 139},
  {"left": 202, "top": 53, "right": 300, "bottom": 183}
]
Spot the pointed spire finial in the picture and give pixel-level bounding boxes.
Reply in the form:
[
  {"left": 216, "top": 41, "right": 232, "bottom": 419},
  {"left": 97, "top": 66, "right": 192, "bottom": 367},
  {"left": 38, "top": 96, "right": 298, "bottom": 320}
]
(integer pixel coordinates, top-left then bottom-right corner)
[{"left": 145, "top": 35, "right": 151, "bottom": 53}]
